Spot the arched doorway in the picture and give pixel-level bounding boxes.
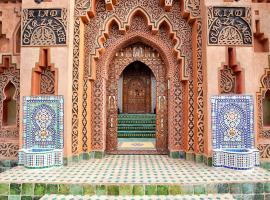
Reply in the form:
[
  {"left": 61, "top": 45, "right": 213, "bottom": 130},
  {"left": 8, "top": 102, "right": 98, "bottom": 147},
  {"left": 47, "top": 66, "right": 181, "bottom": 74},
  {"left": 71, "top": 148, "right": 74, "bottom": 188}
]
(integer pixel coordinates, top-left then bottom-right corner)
[
  {"left": 106, "top": 43, "right": 168, "bottom": 154},
  {"left": 121, "top": 61, "right": 154, "bottom": 114},
  {"left": 117, "top": 61, "right": 156, "bottom": 151}
]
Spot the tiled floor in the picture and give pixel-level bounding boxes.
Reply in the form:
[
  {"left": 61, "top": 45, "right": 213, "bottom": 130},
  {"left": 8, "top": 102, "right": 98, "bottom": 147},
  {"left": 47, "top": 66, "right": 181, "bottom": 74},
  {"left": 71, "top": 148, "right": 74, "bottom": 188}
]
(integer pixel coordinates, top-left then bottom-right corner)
[
  {"left": 118, "top": 138, "right": 156, "bottom": 150},
  {"left": 40, "top": 194, "right": 235, "bottom": 200},
  {"left": 0, "top": 155, "right": 269, "bottom": 184}
]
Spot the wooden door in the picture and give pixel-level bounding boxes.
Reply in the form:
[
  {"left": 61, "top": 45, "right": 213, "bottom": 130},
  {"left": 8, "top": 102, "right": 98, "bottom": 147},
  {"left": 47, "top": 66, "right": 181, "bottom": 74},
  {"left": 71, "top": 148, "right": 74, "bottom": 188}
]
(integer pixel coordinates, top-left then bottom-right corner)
[{"left": 123, "top": 62, "right": 151, "bottom": 113}]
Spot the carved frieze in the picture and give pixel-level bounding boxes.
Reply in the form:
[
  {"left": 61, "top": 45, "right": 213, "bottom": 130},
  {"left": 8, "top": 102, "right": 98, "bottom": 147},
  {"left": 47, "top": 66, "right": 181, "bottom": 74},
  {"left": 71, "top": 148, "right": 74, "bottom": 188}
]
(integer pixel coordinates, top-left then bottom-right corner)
[
  {"left": 184, "top": 0, "right": 201, "bottom": 18},
  {"left": 220, "top": 67, "right": 236, "bottom": 94},
  {"left": 75, "top": 0, "right": 92, "bottom": 16},
  {"left": 208, "top": 7, "right": 252, "bottom": 46},
  {"left": 22, "top": 9, "right": 67, "bottom": 46}
]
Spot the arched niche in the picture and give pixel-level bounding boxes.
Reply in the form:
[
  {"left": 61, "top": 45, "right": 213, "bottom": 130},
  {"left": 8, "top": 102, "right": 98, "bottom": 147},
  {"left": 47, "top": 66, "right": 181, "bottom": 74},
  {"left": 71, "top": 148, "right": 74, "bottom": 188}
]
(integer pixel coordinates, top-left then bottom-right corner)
[{"left": 2, "top": 81, "right": 16, "bottom": 127}]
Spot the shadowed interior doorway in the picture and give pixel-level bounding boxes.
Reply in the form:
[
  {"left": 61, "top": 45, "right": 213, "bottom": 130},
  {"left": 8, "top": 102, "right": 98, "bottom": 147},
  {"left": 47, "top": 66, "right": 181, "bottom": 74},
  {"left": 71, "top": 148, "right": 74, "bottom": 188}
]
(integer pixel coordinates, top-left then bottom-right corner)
[{"left": 117, "top": 61, "right": 156, "bottom": 151}]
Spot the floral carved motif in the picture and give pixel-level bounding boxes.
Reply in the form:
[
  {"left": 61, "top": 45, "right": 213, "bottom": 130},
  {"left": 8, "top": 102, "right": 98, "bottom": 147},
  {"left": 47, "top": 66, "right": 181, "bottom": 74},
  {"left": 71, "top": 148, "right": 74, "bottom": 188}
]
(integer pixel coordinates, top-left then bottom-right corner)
[
  {"left": 184, "top": 0, "right": 201, "bottom": 18},
  {"left": 258, "top": 144, "right": 270, "bottom": 159},
  {"left": 208, "top": 7, "right": 252, "bottom": 45},
  {"left": 220, "top": 67, "right": 236, "bottom": 94},
  {"left": 40, "top": 68, "right": 55, "bottom": 95},
  {"left": 22, "top": 9, "right": 67, "bottom": 46}
]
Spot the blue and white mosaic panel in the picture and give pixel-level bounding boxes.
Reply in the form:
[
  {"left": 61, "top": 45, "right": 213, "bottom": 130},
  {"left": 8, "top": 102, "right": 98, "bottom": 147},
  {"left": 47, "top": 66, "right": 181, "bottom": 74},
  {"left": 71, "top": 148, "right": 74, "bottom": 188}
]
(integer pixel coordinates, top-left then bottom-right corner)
[
  {"left": 211, "top": 95, "right": 259, "bottom": 170},
  {"left": 22, "top": 96, "right": 64, "bottom": 149},
  {"left": 20, "top": 96, "right": 64, "bottom": 168},
  {"left": 211, "top": 95, "right": 254, "bottom": 149}
]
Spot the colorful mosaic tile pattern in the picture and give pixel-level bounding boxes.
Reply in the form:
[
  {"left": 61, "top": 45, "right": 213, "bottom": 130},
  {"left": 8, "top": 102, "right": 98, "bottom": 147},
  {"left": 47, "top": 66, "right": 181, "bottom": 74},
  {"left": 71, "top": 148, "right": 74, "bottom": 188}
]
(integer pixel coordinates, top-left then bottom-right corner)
[
  {"left": 19, "top": 96, "right": 64, "bottom": 168},
  {"left": 0, "top": 155, "right": 269, "bottom": 184},
  {"left": 40, "top": 194, "right": 236, "bottom": 200},
  {"left": 211, "top": 95, "right": 254, "bottom": 149},
  {"left": 22, "top": 96, "right": 64, "bottom": 149}
]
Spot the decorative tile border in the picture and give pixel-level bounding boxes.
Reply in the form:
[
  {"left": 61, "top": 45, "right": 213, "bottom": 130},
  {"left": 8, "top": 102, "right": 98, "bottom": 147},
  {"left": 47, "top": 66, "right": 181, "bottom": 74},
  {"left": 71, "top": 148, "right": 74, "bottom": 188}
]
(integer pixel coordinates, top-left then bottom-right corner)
[{"left": 0, "top": 182, "right": 269, "bottom": 197}]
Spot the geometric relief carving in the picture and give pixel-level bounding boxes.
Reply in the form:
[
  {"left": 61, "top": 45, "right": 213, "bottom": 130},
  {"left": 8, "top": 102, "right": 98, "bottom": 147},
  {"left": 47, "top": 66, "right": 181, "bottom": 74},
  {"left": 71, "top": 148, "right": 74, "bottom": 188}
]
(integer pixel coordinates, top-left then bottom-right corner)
[
  {"left": 208, "top": 7, "right": 252, "bottom": 45},
  {"left": 71, "top": 17, "right": 81, "bottom": 154},
  {"left": 0, "top": 55, "right": 20, "bottom": 159},
  {"left": 196, "top": 18, "right": 204, "bottom": 153},
  {"left": 22, "top": 9, "right": 67, "bottom": 46}
]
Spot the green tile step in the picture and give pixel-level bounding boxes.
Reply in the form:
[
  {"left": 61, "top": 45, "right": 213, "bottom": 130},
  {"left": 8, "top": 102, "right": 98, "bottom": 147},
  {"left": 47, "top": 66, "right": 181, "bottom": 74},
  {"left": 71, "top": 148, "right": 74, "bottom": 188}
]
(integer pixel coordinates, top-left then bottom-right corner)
[
  {"left": 118, "top": 126, "right": 156, "bottom": 131},
  {"left": 118, "top": 124, "right": 156, "bottom": 127},
  {"left": 40, "top": 194, "right": 236, "bottom": 200},
  {"left": 118, "top": 130, "right": 156, "bottom": 137},
  {"left": 118, "top": 119, "right": 156, "bottom": 124},
  {"left": 118, "top": 114, "right": 156, "bottom": 138},
  {"left": 118, "top": 114, "right": 156, "bottom": 118}
]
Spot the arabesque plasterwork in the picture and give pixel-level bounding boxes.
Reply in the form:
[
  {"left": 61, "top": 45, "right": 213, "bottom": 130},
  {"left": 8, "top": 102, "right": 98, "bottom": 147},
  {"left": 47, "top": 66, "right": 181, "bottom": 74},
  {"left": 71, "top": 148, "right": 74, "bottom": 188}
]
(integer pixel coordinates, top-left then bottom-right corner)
[{"left": 72, "top": 0, "right": 205, "bottom": 155}]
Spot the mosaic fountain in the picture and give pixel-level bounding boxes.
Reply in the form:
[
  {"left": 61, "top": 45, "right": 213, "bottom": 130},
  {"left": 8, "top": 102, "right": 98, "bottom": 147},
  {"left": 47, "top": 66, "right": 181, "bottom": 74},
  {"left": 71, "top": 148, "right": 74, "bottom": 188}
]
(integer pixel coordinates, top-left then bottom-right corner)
[
  {"left": 211, "top": 95, "right": 260, "bottom": 170},
  {"left": 18, "top": 96, "right": 64, "bottom": 168}
]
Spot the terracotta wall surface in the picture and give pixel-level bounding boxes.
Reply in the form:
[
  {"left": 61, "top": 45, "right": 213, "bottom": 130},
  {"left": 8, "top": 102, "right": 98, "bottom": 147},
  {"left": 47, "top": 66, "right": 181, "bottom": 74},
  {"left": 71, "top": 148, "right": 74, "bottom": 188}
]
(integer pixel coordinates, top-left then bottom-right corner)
[
  {"left": 20, "top": 0, "right": 75, "bottom": 157},
  {"left": 0, "top": 1, "right": 21, "bottom": 66},
  {"left": 203, "top": 0, "right": 270, "bottom": 156},
  {"left": 2, "top": 0, "right": 269, "bottom": 161}
]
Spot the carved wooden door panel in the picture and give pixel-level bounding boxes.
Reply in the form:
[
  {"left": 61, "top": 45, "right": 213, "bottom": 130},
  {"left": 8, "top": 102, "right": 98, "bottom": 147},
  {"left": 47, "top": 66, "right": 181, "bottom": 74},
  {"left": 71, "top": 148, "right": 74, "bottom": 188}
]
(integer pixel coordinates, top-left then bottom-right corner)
[
  {"left": 127, "top": 79, "right": 146, "bottom": 113},
  {"left": 123, "top": 63, "right": 151, "bottom": 113}
]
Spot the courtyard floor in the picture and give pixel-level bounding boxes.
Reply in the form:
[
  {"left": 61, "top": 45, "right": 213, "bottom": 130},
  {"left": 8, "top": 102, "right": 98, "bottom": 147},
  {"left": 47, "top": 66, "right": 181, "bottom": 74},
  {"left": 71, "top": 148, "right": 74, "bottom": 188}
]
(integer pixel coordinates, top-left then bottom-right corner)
[
  {"left": 0, "top": 155, "right": 270, "bottom": 199},
  {"left": 0, "top": 155, "right": 269, "bottom": 184}
]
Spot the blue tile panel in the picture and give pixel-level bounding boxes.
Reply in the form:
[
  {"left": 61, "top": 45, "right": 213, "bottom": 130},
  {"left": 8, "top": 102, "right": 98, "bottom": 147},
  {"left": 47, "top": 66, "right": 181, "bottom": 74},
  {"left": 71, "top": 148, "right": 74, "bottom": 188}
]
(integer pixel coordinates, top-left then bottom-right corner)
[
  {"left": 19, "top": 96, "right": 64, "bottom": 168},
  {"left": 211, "top": 95, "right": 259, "bottom": 170},
  {"left": 211, "top": 95, "right": 254, "bottom": 149},
  {"left": 22, "top": 96, "right": 64, "bottom": 149}
]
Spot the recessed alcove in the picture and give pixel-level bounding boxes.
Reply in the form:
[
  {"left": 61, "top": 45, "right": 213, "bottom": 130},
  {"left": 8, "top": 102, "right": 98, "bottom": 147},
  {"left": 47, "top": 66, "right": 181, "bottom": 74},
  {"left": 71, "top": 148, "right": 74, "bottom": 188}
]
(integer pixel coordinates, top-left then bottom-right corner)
[{"left": 2, "top": 81, "right": 16, "bottom": 127}]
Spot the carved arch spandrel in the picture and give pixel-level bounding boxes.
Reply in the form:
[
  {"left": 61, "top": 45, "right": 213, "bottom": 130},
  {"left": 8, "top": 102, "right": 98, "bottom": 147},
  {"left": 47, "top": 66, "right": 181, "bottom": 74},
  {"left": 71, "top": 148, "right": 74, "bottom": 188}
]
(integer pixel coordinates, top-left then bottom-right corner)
[{"left": 87, "top": 6, "right": 190, "bottom": 81}]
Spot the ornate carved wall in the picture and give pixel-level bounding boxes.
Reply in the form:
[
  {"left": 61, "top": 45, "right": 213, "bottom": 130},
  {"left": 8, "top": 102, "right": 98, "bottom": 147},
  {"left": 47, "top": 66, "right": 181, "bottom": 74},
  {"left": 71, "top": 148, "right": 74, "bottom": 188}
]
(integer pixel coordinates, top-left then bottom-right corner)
[
  {"left": 208, "top": 7, "right": 252, "bottom": 46},
  {"left": 22, "top": 9, "right": 67, "bottom": 46},
  {"left": 105, "top": 43, "right": 168, "bottom": 153},
  {"left": 72, "top": 0, "right": 205, "bottom": 155},
  {"left": 0, "top": 55, "right": 20, "bottom": 160},
  {"left": 89, "top": 1, "right": 188, "bottom": 152},
  {"left": 257, "top": 66, "right": 270, "bottom": 159},
  {"left": 32, "top": 48, "right": 58, "bottom": 95}
]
